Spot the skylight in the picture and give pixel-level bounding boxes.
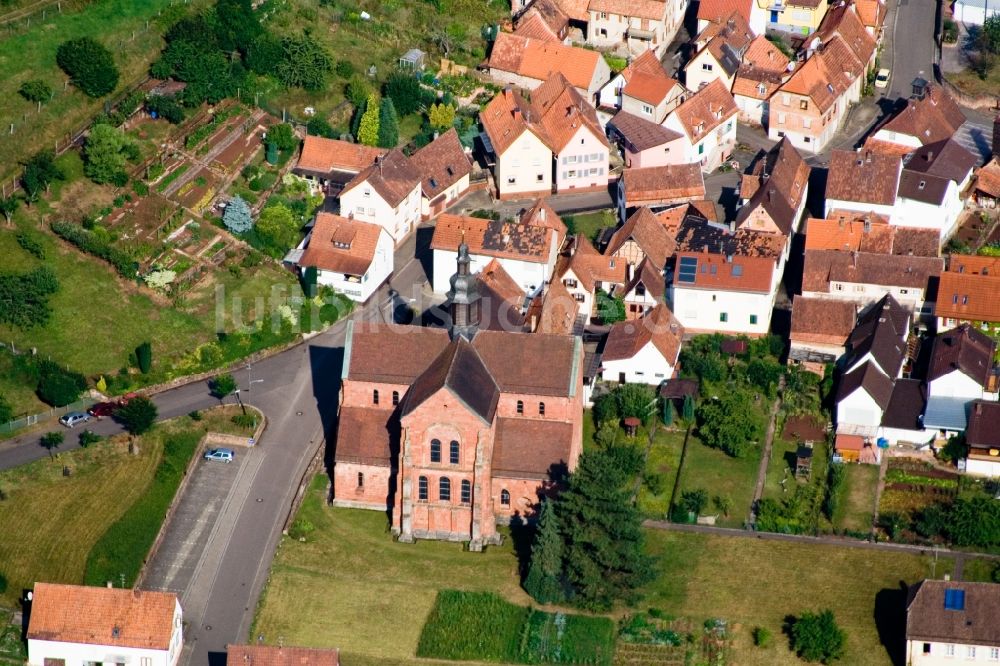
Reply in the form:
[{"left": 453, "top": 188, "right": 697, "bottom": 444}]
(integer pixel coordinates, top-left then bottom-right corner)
[
  {"left": 678, "top": 257, "right": 698, "bottom": 283},
  {"left": 944, "top": 588, "right": 966, "bottom": 611}
]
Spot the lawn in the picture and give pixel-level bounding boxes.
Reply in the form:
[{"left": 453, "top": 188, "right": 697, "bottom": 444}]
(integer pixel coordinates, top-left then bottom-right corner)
[
  {"left": 0, "top": 425, "right": 176, "bottom": 606},
  {"left": 643, "top": 530, "right": 945, "bottom": 666},
  {"left": 251, "top": 476, "right": 530, "bottom": 663},
  {"left": 762, "top": 438, "right": 802, "bottom": 500},
  {"left": 675, "top": 433, "right": 760, "bottom": 527},
  {"left": 0, "top": 0, "right": 211, "bottom": 182},
  {"left": 637, "top": 427, "right": 685, "bottom": 519},
  {"left": 833, "top": 464, "right": 879, "bottom": 534},
  {"left": 946, "top": 66, "right": 1000, "bottom": 98},
  {"left": 564, "top": 209, "right": 617, "bottom": 243}
]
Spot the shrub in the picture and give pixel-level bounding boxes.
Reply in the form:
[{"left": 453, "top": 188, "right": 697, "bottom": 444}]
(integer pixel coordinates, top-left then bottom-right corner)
[
  {"left": 790, "top": 609, "right": 846, "bottom": 663},
  {"left": 753, "top": 626, "right": 772, "bottom": 648},
  {"left": 79, "top": 430, "right": 102, "bottom": 447},
  {"left": 223, "top": 195, "right": 253, "bottom": 234},
  {"left": 40, "top": 431, "right": 64, "bottom": 453},
  {"left": 116, "top": 396, "right": 158, "bottom": 435},
  {"left": 84, "top": 431, "right": 200, "bottom": 587},
  {"left": 0, "top": 394, "right": 11, "bottom": 425},
  {"left": 19, "top": 79, "right": 52, "bottom": 104},
  {"left": 188, "top": 410, "right": 202, "bottom": 421},
  {"left": 0, "top": 266, "right": 59, "bottom": 329},
  {"left": 51, "top": 221, "right": 137, "bottom": 279},
  {"left": 384, "top": 71, "right": 423, "bottom": 116},
  {"left": 334, "top": 59, "right": 355, "bottom": 78},
  {"left": 288, "top": 517, "right": 315, "bottom": 540},
  {"left": 210, "top": 373, "right": 238, "bottom": 399},
  {"left": 132, "top": 180, "right": 150, "bottom": 197},
  {"left": 37, "top": 366, "right": 87, "bottom": 407},
  {"left": 56, "top": 37, "right": 119, "bottom": 97},
  {"left": 231, "top": 413, "right": 257, "bottom": 429},
  {"left": 135, "top": 341, "right": 152, "bottom": 374}
]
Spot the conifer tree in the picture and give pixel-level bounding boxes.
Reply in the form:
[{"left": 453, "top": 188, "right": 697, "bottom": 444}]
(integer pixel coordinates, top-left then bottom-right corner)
[
  {"left": 357, "top": 93, "right": 381, "bottom": 147},
  {"left": 682, "top": 393, "right": 695, "bottom": 421},
  {"left": 377, "top": 97, "right": 399, "bottom": 148},
  {"left": 523, "top": 499, "right": 564, "bottom": 604},
  {"left": 662, "top": 398, "right": 674, "bottom": 426}
]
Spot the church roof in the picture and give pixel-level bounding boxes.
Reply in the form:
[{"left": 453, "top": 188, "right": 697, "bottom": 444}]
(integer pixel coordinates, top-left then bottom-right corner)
[
  {"left": 342, "top": 323, "right": 451, "bottom": 384},
  {"left": 492, "top": 417, "right": 575, "bottom": 479},
  {"left": 472, "top": 330, "right": 579, "bottom": 396},
  {"left": 402, "top": 337, "right": 501, "bottom": 424}
]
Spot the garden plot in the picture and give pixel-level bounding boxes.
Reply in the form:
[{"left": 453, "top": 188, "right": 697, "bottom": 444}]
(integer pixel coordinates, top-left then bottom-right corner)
[
  {"left": 172, "top": 168, "right": 222, "bottom": 212},
  {"left": 878, "top": 459, "right": 959, "bottom": 520},
  {"left": 104, "top": 193, "right": 177, "bottom": 241}
]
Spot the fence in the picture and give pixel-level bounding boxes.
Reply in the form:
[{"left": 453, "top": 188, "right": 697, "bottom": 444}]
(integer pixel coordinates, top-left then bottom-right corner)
[{"left": 0, "top": 396, "right": 98, "bottom": 436}]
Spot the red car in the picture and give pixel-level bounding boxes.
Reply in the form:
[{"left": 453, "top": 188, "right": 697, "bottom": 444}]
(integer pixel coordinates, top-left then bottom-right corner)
[{"left": 87, "top": 393, "right": 138, "bottom": 418}]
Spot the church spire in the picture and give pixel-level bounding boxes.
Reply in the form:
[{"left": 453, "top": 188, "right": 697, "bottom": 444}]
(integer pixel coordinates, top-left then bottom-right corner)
[{"left": 447, "top": 235, "right": 481, "bottom": 340}]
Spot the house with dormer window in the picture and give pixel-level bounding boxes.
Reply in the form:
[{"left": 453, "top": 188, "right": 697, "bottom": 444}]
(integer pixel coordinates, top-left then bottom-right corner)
[
  {"left": 662, "top": 79, "right": 738, "bottom": 172},
  {"left": 291, "top": 213, "right": 393, "bottom": 303}
]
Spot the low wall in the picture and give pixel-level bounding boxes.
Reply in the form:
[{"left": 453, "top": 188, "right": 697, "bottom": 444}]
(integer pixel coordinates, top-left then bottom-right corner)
[{"left": 203, "top": 406, "right": 267, "bottom": 448}]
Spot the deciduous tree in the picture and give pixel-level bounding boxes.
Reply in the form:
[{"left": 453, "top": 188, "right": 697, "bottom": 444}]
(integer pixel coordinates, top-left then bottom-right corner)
[
  {"left": 0, "top": 196, "right": 19, "bottom": 227},
  {"left": 210, "top": 373, "right": 238, "bottom": 400},
  {"left": 256, "top": 203, "right": 300, "bottom": 253},
  {"left": 83, "top": 124, "right": 137, "bottom": 185},
  {"left": 697, "top": 389, "right": 763, "bottom": 457},
  {"left": 0, "top": 394, "right": 12, "bottom": 425},
  {"left": 615, "top": 384, "right": 655, "bottom": 424},
  {"left": 266, "top": 123, "right": 298, "bottom": 152},
  {"left": 19, "top": 79, "right": 52, "bottom": 104},
  {"left": 56, "top": 37, "right": 119, "bottom": 98},
  {"left": 276, "top": 34, "right": 333, "bottom": 90},
  {"left": 40, "top": 431, "right": 64, "bottom": 457},
  {"left": 790, "top": 610, "right": 846, "bottom": 663},
  {"left": 0, "top": 266, "right": 59, "bottom": 329},
  {"left": 117, "top": 396, "right": 158, "bottom": 435},
  {"left": 21, "top": 150, "right": 64, "bottom": 202}
]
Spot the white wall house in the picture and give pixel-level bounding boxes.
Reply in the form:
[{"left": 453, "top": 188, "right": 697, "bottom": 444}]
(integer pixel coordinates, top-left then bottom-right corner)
[
  {"left": 662, "top": 79, "right": 739, "bottom": 173},
  {"left": 600, "top": 304, "right": 682, "bottom": 385},
  {"left": 432, "top": 248, "right": 555, "bottom": 295},
  {"left": 906, "top": 580, "right": 1000, "bottom": 666},
  {"left": 554, "top": 125, "right": 609, "bottom": 192},
  {"left": 28, "top": 583, "right": 183, "bottom": 666},
  {"left": 587, "top": 0, "right": 684, "bottom": 58},
  {"left": 837, "top": 377, "right": 886, "bottom": 429},
  {"left": 339, "top": 149, "right": 422, "bottom": 243},
  {"left": 597, "top": 49, "right": 686, "bottom": 124},
  {"left": 294, "top": 213, "right": 394, "bottom": 303},
  {"left": 923, "top": 325, "right": 998, "bottom": 435},
  {"left": 952, "top": 0, "right": 1000, "bottom": 26},
  {"left": 494, "top": 127, "right": 553, "bottom": 199},
  {"left": 410, "top": 128, "right": 473, "bottom": 221},
  {"left": 669, "top": 251, "right": 778, "bottom": 335}
]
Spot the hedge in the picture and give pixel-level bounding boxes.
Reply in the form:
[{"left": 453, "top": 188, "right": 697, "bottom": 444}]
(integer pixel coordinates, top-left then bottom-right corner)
[
  {"left": 50, "top": 221, "right": 137, "bottom": 279},
  {"left": 83, "top": 430, "right": 200, "bottom": 587}
]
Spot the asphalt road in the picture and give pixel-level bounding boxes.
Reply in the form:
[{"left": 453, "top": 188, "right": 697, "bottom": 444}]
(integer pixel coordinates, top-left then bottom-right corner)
[{"left": 884, "top": 0, "right": 937, "bottom": 100}]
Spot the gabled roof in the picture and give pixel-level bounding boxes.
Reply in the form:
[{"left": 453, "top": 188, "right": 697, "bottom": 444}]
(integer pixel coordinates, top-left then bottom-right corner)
[
  {"left": 691, "top": 10, "right": 755, "bottom": 78},
  {"left": 299, "top": 213, "right": 385, "bottom": 277},
  {"left": 605, "top": 206, "right": 677, "bottom": 268},
  {"left": 695, "top": 0, "right": 751, "bottom": 24},
  {"left": 882, "top": 378, "right": 926, "bottom": 430},
  {"left": 341, "top": 149, "right": 421, "bottom": 207},
  {"left": 514, "top": 0, "right": 569, "bottom": 42},
  {"left": 608, "top": 110, "right": 684, "bottom": 152},
  {"left": 588, "top": 0, "right": 668, "bottom": 20},
  {"left": 488, "top": 32, "right": 602, "bottom": 91},
  {"left": 297, "top": 136, "right": 385, "bottom": 174},
  {"left": 431, "top": 209, "right": 564, "bottom": 264},
  {"left": 472, "top": 330, "right": 579, "bottom": 396},
  {"left": 532, "top": 72, "right": 609, "bottom": 152},
  {"left": 672, "top": 250, "right": 775, "bottom": 293},
  {"left": 227, "top": 645, "right": 340, "bottom": 666},
  {"left": 602, "top": 302, "right": 682, "bottom": 364},
  {"left": 907, "top": 580, "right": 1000, "bottom": 648},
  {"left": 533, "top": 277, "right": 578, "bottom": 335},
  {"left": 937, "top": 259, "right": 1000, "bottom": 322},
  {"left": 343, "top": 323, "right": 451, "bottom": 384},
  {"left": 334, "top": 406, "right": 394, "bottom": 466},
  {"left": 844, "top": 294, "right": 909, "bottom": 378},
  {"left": 928, "top": 324, "right": 997, "bottom": 386},
  {"left": 622, "top": 163, "right": 706, "bottom": 203},
  {"left": 837, "top": 359, "right": 894, "bottom": 409},
  {"left": 975, "top": 158, "right": 1000, "bottom": 198},
  {"left": 902, "top": 138, "right": 977, "bottom": 182},
  {"left": 790, "top": 296, "right": 857, "bottom": 346},
  {"left": 492, "top": 417, "right": 574, "bottom": 479},
  {"left": 967, "top": 400, "right": 1000, "bottom": 451},
  {"left": 855, "top": 0, "right": 887, "bottom": 31},
  {"left": 27, "top": 583, "right": 177, "bottom": 651},
  {"left": 732, "top": 35, "right": 792, "bottom": 100},
  {"left": 478, "top": 259, "right": 528, "bottom": 331},
  {"left": 558, "top": 235, "right": 627, "bottom": 291},
  {"left": 619, "top": 256, "right": 666, "bottom": 302},
  {"left": 825, "top": 149, "right": 902, "bottom": 206},
  {"left": 802, "top": 249, "right": 943, "bottom": 293},
  {"left": 615, "top": 49, "right": 683, "bottom": 109},
  {"left": 669, "top": 78, "right": 738, "bottom": 142},
  {"left": 480, "top": 87, "right": 549, "bottom": 156},
  {"left": 402, "top": 337, "right": 501, "bottom": 424},
  {"left": 875, "top": 83, "right": 966, "bottom": 146},
  {"left": 805, "top": 214, "right": 893, "bottom": 253},
  {"left": 735, "top": 137, "right": 809, "bottom": 235},
  {"left": 814, "top": 1, "right": 877, "bottom": 68},
  {"left": 409, "top": 128, "right": 472, "bottom": 200}
]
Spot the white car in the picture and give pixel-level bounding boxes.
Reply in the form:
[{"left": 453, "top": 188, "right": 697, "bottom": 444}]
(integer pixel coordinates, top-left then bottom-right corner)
[
  {"left": 59, "top": 411, "right": 91, "bottom": 428},
  {"left": 874, "top": 68, "right": 890, "bottom": 89}
]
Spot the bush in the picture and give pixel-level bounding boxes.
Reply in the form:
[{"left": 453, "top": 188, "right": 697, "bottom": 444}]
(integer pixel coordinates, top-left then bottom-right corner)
[
  {"left": 145, "top": 95, "right": 185, "bottom": 124},
  {"left": 231, "top": 413, "right": 257, "bottom": 429},
  {"left": 19, "top": 79, "right": 52, "bottom": 104},
  {"left": 790, "top": 609, "right": 846, "bottom": 663},
  {"left": 188, "top": 410, "right": 202, "bottom": 421},
  {"left": 592, "top": 391, "right": 618, "bottom": 427},
  {"left": 334, "top": 60, "right": 355, "bottom": 78},
  {"left": 50, "top": 221, "right": 137, "bottom": 279},
  {"left": 823, "top": 462, "right": 846, "bottom": 521},
  {"left": 753, "top": 626, "right": 772, "bottom": 648},
  {"left": 0, "top": 266, "right": 59, "bottom": 329},
  {"left": 37, "top": 366, "right": 87, "bottom": 407},
  {"left": 135, "top": 341, "right": 152, "bottom": 374},
  {"left": 116, "top": 396, "right": 158, "bottom": 435},
  {"left": 56, "top": 37, "right": 119, "bottom": 97},
  {"left": 84, "top": 431, "right": 200, "bottom": 587},
  {"left": 288, "top": 517, "right": 315, "bottom": 540},
  {"left": 79, "top": 430, "right": 102, "bottom": 447},
  {"left": 384, "top": 71, "right": 423, "bottom": 116},
  {"left": 210, "top": 373, "right": 238, "bottom": 399},
  {"left": 40, "top": 431, "right": 64, "bottom": 452}
]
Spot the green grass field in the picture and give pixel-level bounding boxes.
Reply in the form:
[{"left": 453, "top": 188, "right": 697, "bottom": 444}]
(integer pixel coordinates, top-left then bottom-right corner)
[
  {"left": 638, "top": 427, "right": 685, "bottom": 518},
  {"left": 0, "top": 427, "right": 167, "bottom": 606},
  {"left": 676, "top": 433, "right": 760, "bottom": 527},
  {"left": 0, "top": 0, "right": 209, "bottom": 181},
  {"left": 833, "top": 464, "right": 879, "bottom": 533}
]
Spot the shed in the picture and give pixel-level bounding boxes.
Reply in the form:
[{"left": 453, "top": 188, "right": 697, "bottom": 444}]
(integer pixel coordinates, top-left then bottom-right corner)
[
  {"left": 399, "top": 49, "right": 426, "bottom": 70},
  {"left": 795, "top": 441, "right": 814, "bottom": 478},
  {"left": 720, "top": 338, "right": 748, "bottom": 356}
]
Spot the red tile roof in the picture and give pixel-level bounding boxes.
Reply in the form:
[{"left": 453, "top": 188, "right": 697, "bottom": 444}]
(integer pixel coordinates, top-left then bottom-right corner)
[
  {"left": 227, "top": 645, "right": 340, "bottom": 666},
  {"left": 602, "top": 302, "right": 682, "bottom": 364},
  {"left": 790, "top": 296, "right": 857, "bottom": 346},
  {"left": 825, "top": 149, "right": 902, "bottom": 206},
  {"left": 605, "top": 206, "right": 677, "bottom": 268},
  {"left": 27, "top": 583, "right": 177, "bottom": 651},
  {"left": 672, "top": 250, "right": 775, "bottom": 293},
  {"left": 588, "top": 0, "right": 668, "bottom": 20},
  {"left": 493, "top": 417, "right": 575, "bottom": 479},
  {"left": 558, "top": 235, "right": 627, "bottom": 291},
  {"left": 936, "top": 270, "right": 1000, "bottom": 323},
  {"left": 874, "top": 83, "right": 965, "bottom": 146},
  {"left": 334, "top": 406, "right": 394, "bottom": 465},
  {"left": 297, "top": 137, "right": 385, "bottom": 174},
  {"left": 670, "top": 78, "right": 738, "bottom": 142},
  {"left": 696, "top": 0, "right": 751, "bottom": 24},
  {"left": 299, "top": 213, "right": 385, "bottom": 276},
  {"left": 802, "top": 249, "right": 943, "bottom": 293},
  {"left": 623, "top": 163, "right": 706, "bottom": 205},
  {"left": 341, "top": 149, "right": 422, "bottom": 207},
  {"left": 431, "top": 208, "right": 564, "bottom": 264},
  {"left": 976, "top": 159, "right": 1000, "bottom": 198},
  {"left": 488, "top": 32, "right": 602, "bottom": 91},
  {"left": 532, "top": 72, "right": 609, "bottom": 152}
]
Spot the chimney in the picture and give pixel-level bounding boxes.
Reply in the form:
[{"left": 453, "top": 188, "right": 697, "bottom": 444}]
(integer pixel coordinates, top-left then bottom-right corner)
[
  {"left": 926, "top": 150, "right": 934, "bottom": 162},
  {"left": 539, "top": 206, "right": 546, "bottom": 220},
  {"left": 976, "top": 401, "right": 983, "bottom": 415},
  {"left": 852, "top": 250, "right": 858, "bottom": 268},
  {"left": 993, "top": 114, "right": 1000, "bottom": 161},
  {"left": 530, "top": 314, "right": 538, "bottom": 332},
  {"left": 106, "top": 582, "right": 113, "bottom": 588},
  {"left": 726, "top": 253, "right": 733, "bottom": 263}
]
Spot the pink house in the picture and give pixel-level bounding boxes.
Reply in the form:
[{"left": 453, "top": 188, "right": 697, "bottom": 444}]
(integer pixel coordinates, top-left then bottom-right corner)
[{"left": 608, "top": 110, "right": 688, "bottom": 168}]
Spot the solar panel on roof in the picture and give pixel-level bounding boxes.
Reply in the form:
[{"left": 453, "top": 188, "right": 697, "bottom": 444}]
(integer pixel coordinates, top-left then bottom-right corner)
[
  {"left": 944, "top": 588, "right": 966, "bottom": 611},
  {"left": 678, "top": 257, "right": 698, "bottom": 283}
]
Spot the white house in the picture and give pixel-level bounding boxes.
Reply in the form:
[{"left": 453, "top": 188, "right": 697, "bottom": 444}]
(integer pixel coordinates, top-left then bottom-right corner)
[
  {"left": 27, "top": 583, "right": 183, "bottom": 666},
  {"left": 662, "top": 79, "right": 739, "bottom": 173},
  {"left": 409, "top": 128, "right": 473, "bottom": 220},
  {"left": 892, "top": 139, "right": 976, "bottom": 240},
  {"left": 953, "top": 0, "right": 1000, "bottom": 24},
  {"left": 923, "top": 324, "right": 999, "bottom": 435},
  {"left": 293, "top": 213, "right": 393, "bottom": 303},
  {"left": 683, "top": 10, "right": 754, "bottom": 93},
  {"left": 618, "top": 257, "right": 665, "bottom": 319},
  {"left": 866, "top": 82, "right": 966, "bottom": 152},
  {"left": 965, "top": 400, "right": 1000, "bottom": 477},
  {"left": 597, "top": 50, "right": 687, "bottom": 123},
  {"left": 730, "top": 35, "right": 791, "bottom": 127},
  {"left": 430, "top": 201, "right": 567, "bottom": 295},
  {"left": 824, "top": 148, "right": 901, "bottom": 221},
  {"left": 600, "top": 303, "right": 683, "bottom": 384},
  {"left": 669, "top": 249, "right": 779, "bottom": 335},
  {"left": 339, "top": 149, "right": 422, "bottom": 243},
  {"left": 293, "top": 136, "right": 385, "bottom": 195},
  {"left": 906, "top": 580, "right": 1000, "bottom": 666},
  {"left": 556, "top": 235, "right": 627, "bottom": 323},
  {"left": 837, "top": 361, "right": 893, "bottom": 430}
]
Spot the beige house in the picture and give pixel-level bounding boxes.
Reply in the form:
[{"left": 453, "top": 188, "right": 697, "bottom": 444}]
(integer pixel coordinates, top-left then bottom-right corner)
[
  {"left": 731, "top": 35, "right": 791, "bottom": 126},
  {"left": 597, "top": 50, "right": 687, "bottom": 123},
  {"left": 662, "top": 78, "right": 739, "bottom": 172},
  {"left": 340, "top": 150, "right": 422, "bottom": 244},
  {"left": 587, "top": 0, "right": 686, "bottom": 58},
  {"left": 684, "top": 10, "right": 755, "bottom": 92}
]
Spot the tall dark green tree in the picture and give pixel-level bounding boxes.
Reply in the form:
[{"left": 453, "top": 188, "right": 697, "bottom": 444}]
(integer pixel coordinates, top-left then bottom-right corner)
[
  {"left": 557, "top": 449, "right": 654, "bottom": 610},
  {"left": 523, "top": 499, "right": 563, "bottom": 604},
  {"left": 135, "top": 341, "right": 152, "bottom": 374},
  {"left": 384, "top": 71, "right": 423, "bottom": 116},
  {"left": 377, "top": 97, "right": 399, "bottom": 149},
  {"left": 275, "top": 34, "right": 333, "bottom": 90},
  {"left": 682, "top": 394, "right": 695, "bottom": 421},
  {"left": 661, "top": 398, "right": 674, "bottom": 426},
  {"left": 791, "top": 610, "right": 846, "bottom": 663},
  {"left": 214, "top": 0, "right": 262, "bottom": 54},
  {"left": 117, "top": 396, "right": 158, "bottom": 435},
  {"left": 56, "top": 38, "right": 119, "bottom": 97}
]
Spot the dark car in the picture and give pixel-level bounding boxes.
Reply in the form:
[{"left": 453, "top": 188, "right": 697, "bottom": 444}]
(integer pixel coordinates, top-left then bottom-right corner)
[{"left": 87, "top": 402, "right": 119, "bottom": 418}]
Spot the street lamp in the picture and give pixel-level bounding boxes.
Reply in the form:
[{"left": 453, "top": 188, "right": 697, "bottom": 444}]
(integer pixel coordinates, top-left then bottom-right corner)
[{"left": 233, "top": 389, "right": 246, "bottom": 416}]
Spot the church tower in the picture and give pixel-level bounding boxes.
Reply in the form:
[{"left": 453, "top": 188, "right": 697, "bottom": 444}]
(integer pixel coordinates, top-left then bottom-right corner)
[{"left": 447, "top": 237, "right": 481, "bottom": 340}]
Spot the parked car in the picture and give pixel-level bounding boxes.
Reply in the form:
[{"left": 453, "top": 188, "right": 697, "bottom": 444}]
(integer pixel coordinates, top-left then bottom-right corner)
[
  {"left": 874, "top": 68, "right": 890, "bottom": 89},
  {"left": 59, "top": 412, "right": 91, "bottom": 428},
  {"left": 203, "top": 448, "right": 235, "bottom": 463},
  {"left": 87, "top": 393, "right": 137, "bottom": 418}
]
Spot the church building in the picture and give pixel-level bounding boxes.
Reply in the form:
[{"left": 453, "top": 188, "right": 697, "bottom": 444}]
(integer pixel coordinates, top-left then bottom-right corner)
[{"left": 332, "top": 241, "right": 584, "bottom": 549}]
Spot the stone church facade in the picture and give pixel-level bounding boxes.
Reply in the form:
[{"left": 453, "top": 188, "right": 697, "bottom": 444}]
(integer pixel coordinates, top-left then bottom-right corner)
[{"left": 331, "top": 242, "right": 584, "bottom": 549}]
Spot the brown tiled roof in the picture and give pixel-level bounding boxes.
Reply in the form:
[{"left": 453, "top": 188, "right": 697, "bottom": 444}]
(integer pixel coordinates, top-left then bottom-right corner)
[
  {"left": 897, "top": 171, "right": 950, "bottom": 205},
  {"left": 732, "top": 37, "right": 790, "bottom": 99},
  {"left": 227, "top": 645, "right": 340, "bottom": 666},
  {"left": 409, "top": 128, "right": 472, "bottom": 200},
  {"left": 882, "top": 378, "right": 926, "bottom": 430},
  {"left": 855, "top": 0, "right": 886, "bottom": 30},
  {"left": 876, "top": 83, "right": 966, "bottom": 146},
  {"left": 558, "top": 235, "right": 628, "bottom": 290},
  {"left": 534, "top": 278, "right": 578, "bottom": 335},
  {"left": 623, "top": 163, "right": 706, "bottom": 204},
  {"left": 907, "top": 580, "right": 1000, "bottom": 648},
  {"left": 473, "top": 330, "right": 579, "bottom": 396},
  {"left": 606, "top": 207, "right": 677, "bottom": 268},
  {"left": 846, "top": 294, "right": 910, "bottom": 378},
  {"left": 659, "top": 377, "right": 699, "bottom": 399},
  {"left": 892, "top": 226, "right": 940, "bottom": 257},
  {"left": 948, "top": 254, "right": 1000, "bottom": 275},
  {"left": 695, "top": 0, "right": 751, "bottom": 24},
  {"left": 27, "top": 583, "right": 177, "bottom": 650},
  {"left": 479, "top": 258, "right": 525, "bottom": 306},
  {"left": 609, "top": 111, "right": 684, "bottom": 152},
  {"left": 735, "top": 137, "right": 809, "bottom": 235},
  {"left": 299, "top": 213, "right": 384, "bottom": 276},
  {"left": 790, "top": 296, "right": 857, "bottom": 345},
  {"left": 333, "top": 406, "right": 394, "bottom": 466},
  {"left": 670, "top": 78, "right": 738, "bottom": 142},
  {"left": 602, "top": 302, "right": 682, "bottom": 364},
  {"left": 802, "top": 249, "right": 943, "bottom": 293},
  {"left": 902, "top": 138, "right": 976, "bottom": 182},
  {"left": 837, "top": 360, "right": 894, "bottom": 409},
  {"left": 488, "top": 32, "right": 602, "bottom": 91},
  {"left": 815, "top": 1, "right": 876, "bottom": 67},
  {"left": 493, "top": 417, "right": 574, "bottom": 479},
  {"left": 732, "top": 68, "right": 785, "bottom": 100},
  {"left": 480, "top": 87, "right": 549, "bottom": 156},
  {"left": 479, "top": 259, "right": 528, "bottom": 331},
  {"left": 928, "top": 324, "right": 997, "bottom": 385},
  {"left": 588, "top": 0, "right": 667, "bottom": 20},
  {"left": 521, "top": 198, "right": 568, "bottom": 236},
  {"left": 342, "top": 149, "right": 421, "bottom": 207},
  {"left": 975, "top": 159, "right": 1000, "bottom": 198},
  {"left": 557, "top": 0, "right": 591, "bottom": 21},
  {"left": 403, "top": 337, "right": 501, "bottom": 423},
  {"left": 936, "top": 269, "right": 1000, "bottom": 322},
  {"left": 672, "top": 250, "right": 775, "bottom": 293},
  {"left": 779, "top": 29, "right": 867, "bottom": 114},
  {"left": 297, "top": 136, "right": 385, "bottom": 174},
  {"left": 825, "top": 149, "right": 902, "bottom": 206},
  {"left": 344, "top": 323, "right": 451, "bottom": 384},
  {"left": 431, "top": 212, "right": 561, "bottom": 264},
  {"left": 514, "top": 11, "right": 564, "bottom": 42},
  {"left": 805, "top": 214, "right": 893, "bottom": 253},
  {"left": 623, "top": 71, "right": 680, "bottom": 106},
  {"left": 967, "top": 400, "right": 1000, "bottom": 451},
  {"left": 532, "top": 72, "right": 609, "bottom": 152},
  {"left": 620, "top": 49, "right": 672, "bottom": 81},
  {"left": 619, "top": 256, "right": 666, "bottom": 301}
]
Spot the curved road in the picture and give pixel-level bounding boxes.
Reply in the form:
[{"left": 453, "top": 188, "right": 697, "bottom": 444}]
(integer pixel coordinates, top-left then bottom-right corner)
[{"left": 0, "top": 232, "right": 427, "bottom": 666}]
